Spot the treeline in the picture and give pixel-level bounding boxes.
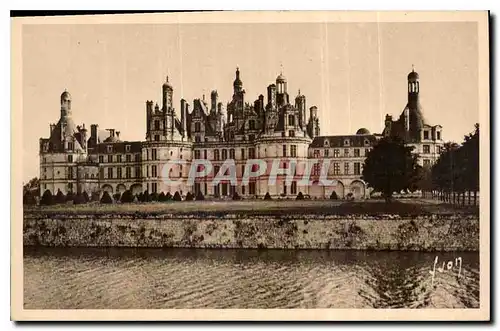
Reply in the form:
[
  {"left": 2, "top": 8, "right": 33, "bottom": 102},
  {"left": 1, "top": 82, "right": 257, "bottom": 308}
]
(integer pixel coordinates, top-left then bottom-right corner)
[{"left": 428, "top": 123, "right": 479, "bottom": 205}]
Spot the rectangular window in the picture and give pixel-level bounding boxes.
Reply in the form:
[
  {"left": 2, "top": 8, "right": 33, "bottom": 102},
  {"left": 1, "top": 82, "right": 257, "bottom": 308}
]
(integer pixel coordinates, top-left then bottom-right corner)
[
  {"left": 291, "top": 181, "right": 297, "bottom": 195},
  {"left": 334, "top": 149, "right": 340, "bottom": 158},
  {"left": 67, "top": 167, "right": 73, "bottom": 179},
  {"left": 117, "top": 167, "right": 122, "bottom": 179},
  {"left": 152, "top": 182, "right": 158, "bottom": 194},
  {"left": 195, "top": 150, "right": 201, "bottom": 159},
  {"left": 283, "top": 185, "right": 287, "bottom": 196},
  {"left": 146, "top": 166, "right": 149, "bottom": 178},
  {"left": 68, "top": 183, "right": 73, "bottom": 192},
  {"left": 324, "top": 149, "right": 329, "bottom": 157},
  {"left": 289, "top": 130, "right": 295, "bottom": 137},
  {"left": 68, "top": 142, "right": 74, "bottom": 151},
  {"left": 117, "top": 155, "right": 122, "bottom": 163},
  {"left": 214, "top": 150, "right": 220, "bottom": 161},
  {"left": 100, "top": 168, "right": 104, "bottom": 179},
  {"left": 214, "top": 166, "right": 220, "bottom": 177},
  {"left": 241, "top": 149, "right": 245, "bottom": 159},
  {"left": 283, "top": 145, "right": 287, "bottom": 157},
  {"left": 249, "top": 148, "right": 256, "bottom": 159},
  {"left": 242, "top": 186, "right": 245, "bottom": 195},
  {"left": 68, "top": 155, "right": 73, "bottom": 163},
  {"left": 313, "top": 149, "right": 320, "bottom": 158},
  {"left": 344, "top": 163, "right": 349, "bottom": 175},
  {"left": 344, "top": 149, "right": 349, "bottom": 157},
  {"left": 288, "top": 115, "right": 295, "bottom": 126},
  {"left": 152, "top": 149, "right": 157, "bottom": 160},
  {"left": 333, "top": 163, "right": 340, "bottom": 175},
  {"left": 135, "top": 154, "right": 140, "bottom": 162},
  {"left": 107, "top": 167, "right": 113, "bottom": 179},
  {"left": 126, "top": 167, "right": 131, "bottom": 179},
  {"left": 229, "top": 149, "right": 235, "bottom": 159},
  {"left": 154, "top": 120, "right": 160, "bottom": 130},
  {"left": 108, "top": 155, "right": 113, "bottom": 163},
  {"left": 135, "top": 166, "right": 141, "bottom": 178},
  {"left": 222, "top": 149, "right": 228, "bottom": 160},
  {"left": 354, "top": 149, "right": 360, "bottom": 157},
  {"left": 423, "top": 145, "right": 430, "bottom": 154},
  {"left": 195, "top": 136, "right": 201, "bottom": 143},
  {"left": 354, "top": 162, "right": 361, "bottom": 175},
  {"left": 195, "top": 122, "right": 201, "bottom": 132},
  {"left": 423, "top": 159, "right": 431, "bottom": 167},
  {"left": 241, "top": 165, "right": 245, "bottom": 176},
  {"left": 126, "top": 154, "right": 131, "bottom": 162},
  {"left": 152, "top": 165, "right": 157, "bottom": 177},
  {"left": 313, "top": 163, "right": 320, "bottom": 176},
  {"left": 203, "top": 150, "right": 207, "bottom": 159},
  {"left": 423, "top": 131, "right": 429, "bottom": 140},
  {"left": 437, "top": 131, "right": 441, "bottom": 140},
  {"left": 291, "top": 145, "right": 297, "bottom": 157}
]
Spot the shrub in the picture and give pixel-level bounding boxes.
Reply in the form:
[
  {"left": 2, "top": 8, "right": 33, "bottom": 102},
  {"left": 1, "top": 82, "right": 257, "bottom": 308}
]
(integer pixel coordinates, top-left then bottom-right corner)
[
  {"left": 55, "top": 189, "right": 66, "bottom": 204},
  {"left": 150, "top": 192, "right": 159, "bottom": 202},
  {"left": 346, "top": 192, "right": 354, "bottom": 200},
  {"left": 91, "top": 192, "right": 100, "bottom": 202},
  {"left": 264, "top": 192, "right": 272, "bottom": 200},
  {"left": 23, "top": 192, "right": 36, "bottom": 205},
  {"left": 40, "top": 190, "right": 53, "bottom": 206},
  {"left": 296, "top": 192, "right": 304, "bottom": 200},
  {"left": 185, "top": 192, "right": 194, "bottom": 201},
  {"left": 82, "top": 191, "right": 90, "bottom": 203},
  {"left": 173, "top": 191, "right": 182, "bottom": 201},
  {"left": 73, "top": 193, "right": 86, "bottom": 205},
  {"left": 100, "top": 191, "right": 113, "bottom": 204},
  {"left": 113, "top": 192, "right": 122, "bottom": 202},
  {"left": 165, "top": 192, "right": 172, "bottom": 201},
  {"left": 158, "top": 192, "right": 166, "bottom": 202},
  {"left": 232, "top": 192, "right": 241, "bottom": 200},
  {"left": 142, "top": 190, "right": 151, "bottom": 202},
  {"left": 196, "top": 191, "right": 205, "bottom": 201},
  {"left": 65, "top": 191, "right": 74, "bottom": 203},
  {"left": 120, "top": 190, "right": 134, "bottom": 203},
  {"left": 330, "top": 191, "right": 338, "bottom": 200}
]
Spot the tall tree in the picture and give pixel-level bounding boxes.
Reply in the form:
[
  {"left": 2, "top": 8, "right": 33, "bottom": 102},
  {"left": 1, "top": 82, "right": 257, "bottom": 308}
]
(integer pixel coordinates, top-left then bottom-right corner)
[{"left": 362, "top": 137, "right": 419, "bottom": 202}]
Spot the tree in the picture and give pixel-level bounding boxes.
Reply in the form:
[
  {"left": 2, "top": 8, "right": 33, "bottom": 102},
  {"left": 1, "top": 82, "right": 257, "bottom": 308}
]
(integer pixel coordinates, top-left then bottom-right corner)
[
  {"left": 173, "top": 191, "right": 182, "bottom": 201},
  {"left": 23, "top": 191, "right": 37, "bottom": 205},
  {"left": 55, "top": 189, "right": 66, "bottom": 204},
  {"left": 150, "top": 192, "right": 159, "bottom": 202},
  {"left": 65, "top": 191, "right": 74, "bottom": 203},
  {"left": 73, "top": 193, "right": 86, "bottom": 205},
  {"left": 158, "top": 192, "right": 166, "bottom": 202},
  {"left": 113, "top": 192, "right": 122, "bottom": 202},
  {"left": 196, "top": 191, "right": 205, "bottom": 201},
  {"left": 296, "top": 192, "right": 304, "bottom": 200},
  {"left": 120, "top": 190, "right": 134, "bottom": 203},
  {"left": 264, "top": 192, "right": 272, "bottom": 200},
  {"left": 100, "top": 191, "right": 113, "bottom": 204},
  {"left": 165, "top": 192, "right": 172, "bottom": 201},
  {"left": 23, "top": 177, "right": 39, "bottom": 197},
  {"left": 185, "top": 192, "right": 194, "bottom": 201},
  {"left": 330, "top": 191, "right": 338, "bottom": 200},
  {"left": 232, "top": 192, "right": 241, "bottom": 200},
  {"left": 40, "top": 190, "right": 53, "bottom": 206},
  {"left": 82, "top": 191, "right": 90, "bottom": 203},
  {"left": 362, "top": 136, "right": 419, "bottom": 202}
]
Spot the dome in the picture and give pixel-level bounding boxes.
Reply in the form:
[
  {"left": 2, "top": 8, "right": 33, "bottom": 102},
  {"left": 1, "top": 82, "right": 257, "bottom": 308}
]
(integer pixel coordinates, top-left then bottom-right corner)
[
  {"left": 276, "top": 73, "right": 286, "bottom": 82},
  {"left": 356, "top": 128, "right": 371, "bottom": 135},
  {"left": 60, "top": 90, "right": 71, "bottom": 101},
  {"left": 162, "top": 76, "right": 173, "bottom": 89},
  {"left": 407, "top": 70, "right": 419, "bottom": 81}
]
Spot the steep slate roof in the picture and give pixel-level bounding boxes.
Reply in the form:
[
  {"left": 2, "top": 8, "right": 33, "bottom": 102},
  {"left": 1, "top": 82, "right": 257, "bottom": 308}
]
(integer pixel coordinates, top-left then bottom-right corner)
[
  {"left": 94, "top": 141, "right": 142, "bottom": 154},
  {"left": 310, "top": 134, "right": 377, "bottom": 148}
]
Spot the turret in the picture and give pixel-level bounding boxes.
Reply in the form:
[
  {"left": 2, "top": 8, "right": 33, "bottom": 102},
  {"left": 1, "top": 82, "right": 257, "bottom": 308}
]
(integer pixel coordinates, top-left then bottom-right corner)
[
  {"left": 210, "top": 90, "right": 218, "bottom": 114},
  {"left": 233, "top": 67, "right": 243, "bottom": 93},
  {"left": 60, "top": 89, "right": 72, "bottom": 119},
  {"left": 162, "top": 76, "right": 173, "bottom": 111}
]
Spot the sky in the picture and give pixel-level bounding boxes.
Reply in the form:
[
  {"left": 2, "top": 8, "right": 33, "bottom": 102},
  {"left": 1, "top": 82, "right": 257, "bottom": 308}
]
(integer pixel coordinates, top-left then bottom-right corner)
[{"left": 21, "top": 21, "right": 479, "bottom": 182}]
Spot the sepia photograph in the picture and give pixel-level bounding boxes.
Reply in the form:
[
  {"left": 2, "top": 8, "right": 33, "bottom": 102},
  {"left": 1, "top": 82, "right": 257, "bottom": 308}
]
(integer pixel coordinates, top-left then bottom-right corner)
[{"left": 10, "top": 10, "right": 490, "bottom": 321}]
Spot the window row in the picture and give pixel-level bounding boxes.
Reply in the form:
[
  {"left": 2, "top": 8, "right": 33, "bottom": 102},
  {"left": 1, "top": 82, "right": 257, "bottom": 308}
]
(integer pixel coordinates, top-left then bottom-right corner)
[
  {"left": 312, "top": 148, "right": 370, "bottom": 158},
  {"left": 311, "top": 162, "right": 362, "bottom": 176},
  {"left": 98, "top": 154, "right": 141, "bottom": 163}
]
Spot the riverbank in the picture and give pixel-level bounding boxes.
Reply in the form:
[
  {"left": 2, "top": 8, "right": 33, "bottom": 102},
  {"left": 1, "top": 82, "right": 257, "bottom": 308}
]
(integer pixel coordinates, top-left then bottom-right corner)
[{"left": 23, "top": 201, "right": 479, "bottom": 251}]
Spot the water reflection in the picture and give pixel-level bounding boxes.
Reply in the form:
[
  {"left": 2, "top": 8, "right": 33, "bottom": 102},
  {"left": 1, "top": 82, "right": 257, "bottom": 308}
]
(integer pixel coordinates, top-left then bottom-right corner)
[{"left": 24, "top": 247, "right": 479, "bottom": 309}]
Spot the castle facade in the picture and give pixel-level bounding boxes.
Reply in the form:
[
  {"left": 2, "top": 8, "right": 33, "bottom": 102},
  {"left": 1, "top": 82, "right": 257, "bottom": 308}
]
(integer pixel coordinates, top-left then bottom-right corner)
[{"left": 38, "top": 67, "right": 443, "bottom": 200}]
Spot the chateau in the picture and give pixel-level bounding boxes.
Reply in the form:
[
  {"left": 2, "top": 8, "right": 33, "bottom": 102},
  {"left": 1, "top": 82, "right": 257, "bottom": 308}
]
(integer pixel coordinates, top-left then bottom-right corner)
[{"left": 39, "top": 67, "right": 443, "bottom": 200}]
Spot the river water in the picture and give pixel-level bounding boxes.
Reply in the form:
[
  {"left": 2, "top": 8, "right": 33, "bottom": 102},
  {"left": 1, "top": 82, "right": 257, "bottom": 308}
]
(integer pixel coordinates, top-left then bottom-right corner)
[{"left": 23, "top": 247, "right": 479, "bottom": 309}]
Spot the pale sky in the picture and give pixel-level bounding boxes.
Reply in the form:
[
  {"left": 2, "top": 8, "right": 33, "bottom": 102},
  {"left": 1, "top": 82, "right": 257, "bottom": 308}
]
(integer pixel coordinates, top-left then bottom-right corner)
[{"left": 22, "top": 21, "right": 479, "bottom": 182}]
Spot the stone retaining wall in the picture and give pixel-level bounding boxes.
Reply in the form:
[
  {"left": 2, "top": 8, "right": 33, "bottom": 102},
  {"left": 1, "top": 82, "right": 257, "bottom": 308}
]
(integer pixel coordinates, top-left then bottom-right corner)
[{"left": 23, "top": 213, "right": 479, "bottom": 251}]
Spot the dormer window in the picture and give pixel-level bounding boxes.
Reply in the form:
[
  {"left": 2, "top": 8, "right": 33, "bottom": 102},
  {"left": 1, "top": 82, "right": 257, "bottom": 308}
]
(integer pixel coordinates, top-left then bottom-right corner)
[
  {"left": 107, "top": 145, "right": 112, "bottom": 153},
  {"left": 364, "top": 139, "right": 370, "bottom": 146},
  {"left": 126, "top": 145, "right": 131, "bottom": 152},
  {"left": 324, "top": 139, "right": 330, "bottom": 147},
  {"left": 344, "top": 139, "right": 350, "bottom": 146},
  {"left": 68, "top": 142, "right": 74, "bottom": 151}
]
